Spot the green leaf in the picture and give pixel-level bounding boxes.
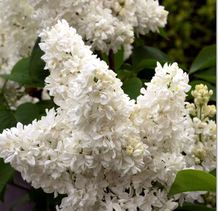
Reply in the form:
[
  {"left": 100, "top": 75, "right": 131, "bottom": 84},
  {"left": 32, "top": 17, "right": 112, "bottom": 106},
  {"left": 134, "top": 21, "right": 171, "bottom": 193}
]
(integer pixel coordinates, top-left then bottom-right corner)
[
  {"left": 100, "top": 53, "right": 109, "bottom": 64},
  {"left": 15, "top": 101, "right": 55, "bottom": 125},
  {"left": 169, "top": 169, "right": 216, "bottom": 196},
  {"left": 0, "top": 105, "right": 17, "bottom": 133},
  {"left": 175, "top": 204, "right": 215, "bottom": 211},
  {"left": 0, "top": 158, "right": 15, "bottom": 201},
  {"left": 1, "top": 58, "right": 31, "bottom": 85},
  {"left": 189, "top": 45, "right": 216, "bottom": 74},
  {"left": 209, "top": 169, "right": 216, "bottom": 177},
  {"left": 194, "top": 67, "right": 216, "bottom": 84},
  {"left": 15, "top": 103, "right": 41, "bottom": 125},
  {"left": 159, "top": 28, "right": 169, "bottom": 40},
  {"left": 29, "top": 37, "right": 48, "bottom": 85},
  {"left": 117, "top": 69, "right": 135, "bottom": 82},
  {"left": 122, "top": 77, "right": 142, "bottom": 100},
  {"left": 132, "top": 46, "right": 171, "bottom": 65},
  {"left": 132, "top": 59, "right": 157, "bottom": 72},
  {"left": 134, "top": 37, "right": 145, "bottom": 47},
  {"left": 114, "top": 48, "right": 124, "bottom": 72},
  {"left": 1, "top": 58, "right": 43, "bottom": 87},
  {"left": 36, "top": 100, "right": 56, "bottom": 116},
  {"left": 0, "top": 93, "right": 10, "bottom": 109}
]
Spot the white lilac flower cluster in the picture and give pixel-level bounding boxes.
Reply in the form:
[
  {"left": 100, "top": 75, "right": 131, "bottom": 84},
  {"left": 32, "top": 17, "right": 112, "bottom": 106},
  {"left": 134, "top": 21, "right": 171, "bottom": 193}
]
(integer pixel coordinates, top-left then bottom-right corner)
[
  {"left": 0, "top": 0, "right": 38, "bottom": 76},
  {"left": 0, "top": 20, "right": 216, "bottom": 211},
  {"left": 0, "top": 0, "right": 168, "bottom": 77},
  {"left": 180, "top": 84, "right": 216, "bottom": 207},
  {"left": 187, "top": 84, "right": 216, "bottom": 171}
]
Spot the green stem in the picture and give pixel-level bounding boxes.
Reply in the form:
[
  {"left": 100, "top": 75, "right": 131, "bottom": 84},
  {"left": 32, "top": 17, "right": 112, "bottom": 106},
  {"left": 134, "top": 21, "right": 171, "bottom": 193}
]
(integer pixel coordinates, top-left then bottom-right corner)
[
  {"left": 1, "top": 79, "right": 8, "bottom": 94},
  {"left": 199, "top": 105, "right": 203, "bottom": 142},
  {"left": 108, "top": 49, "right": 115, "bottom": 72},
  {"left": 0, "top": 81, "right": 11, "bottom": 110}
]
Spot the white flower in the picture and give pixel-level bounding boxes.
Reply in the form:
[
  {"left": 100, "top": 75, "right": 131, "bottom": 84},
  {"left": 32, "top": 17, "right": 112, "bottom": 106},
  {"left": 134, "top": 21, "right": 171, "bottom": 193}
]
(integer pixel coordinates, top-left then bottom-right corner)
[
  {"left": 0, "top": 0, "right": 168, "bottom": 78},
  {"left": 0, "top": 20, "right": 150, "bottom": 210},
  {"left": 0, "top": 20, "right": 214, "bottom": 211},
  {"left": 183, "top": 84, "right": 216, "bottom": 205},
  {"left": 135, "top": 0, "right": 168, "bottom": 34},
  {"left": 0, "top": 0, "right": 38, "bottom": 76}
]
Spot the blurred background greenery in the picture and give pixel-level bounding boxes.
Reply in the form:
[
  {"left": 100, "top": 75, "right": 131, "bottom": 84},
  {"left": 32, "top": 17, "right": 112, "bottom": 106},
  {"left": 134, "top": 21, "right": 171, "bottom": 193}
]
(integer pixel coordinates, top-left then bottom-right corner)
[{"left": 149, "top": 0, "right": 216, "bottom": 67}]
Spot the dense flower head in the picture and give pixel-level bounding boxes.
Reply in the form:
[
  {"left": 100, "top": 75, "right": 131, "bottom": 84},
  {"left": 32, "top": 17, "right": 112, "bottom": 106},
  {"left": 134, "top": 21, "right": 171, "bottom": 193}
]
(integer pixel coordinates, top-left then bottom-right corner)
[
  {"left": 186, "top": 84, "right": 216, "bottom": 171},
  {"left": 39, "top": 20, "right": 148, "bottom": 178},
  {"left": 181, "top": 84, "right": 216, "bottom": 206},
  {"left": 0, "top": 0, "right": 168, "bottom": 77},
  {"left": 191, "top": 84, "right": 213, "bottom": 106},
  {"left": 0, "top": 20, "right": 216, "bottom": 210}
]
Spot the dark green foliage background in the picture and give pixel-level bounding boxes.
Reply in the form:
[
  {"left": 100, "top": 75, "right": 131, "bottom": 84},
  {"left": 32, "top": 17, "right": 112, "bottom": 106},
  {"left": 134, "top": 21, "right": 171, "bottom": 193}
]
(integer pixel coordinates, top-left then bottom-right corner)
[{"left": 151, "top": 0, "right": 216, "bottom": 66}]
